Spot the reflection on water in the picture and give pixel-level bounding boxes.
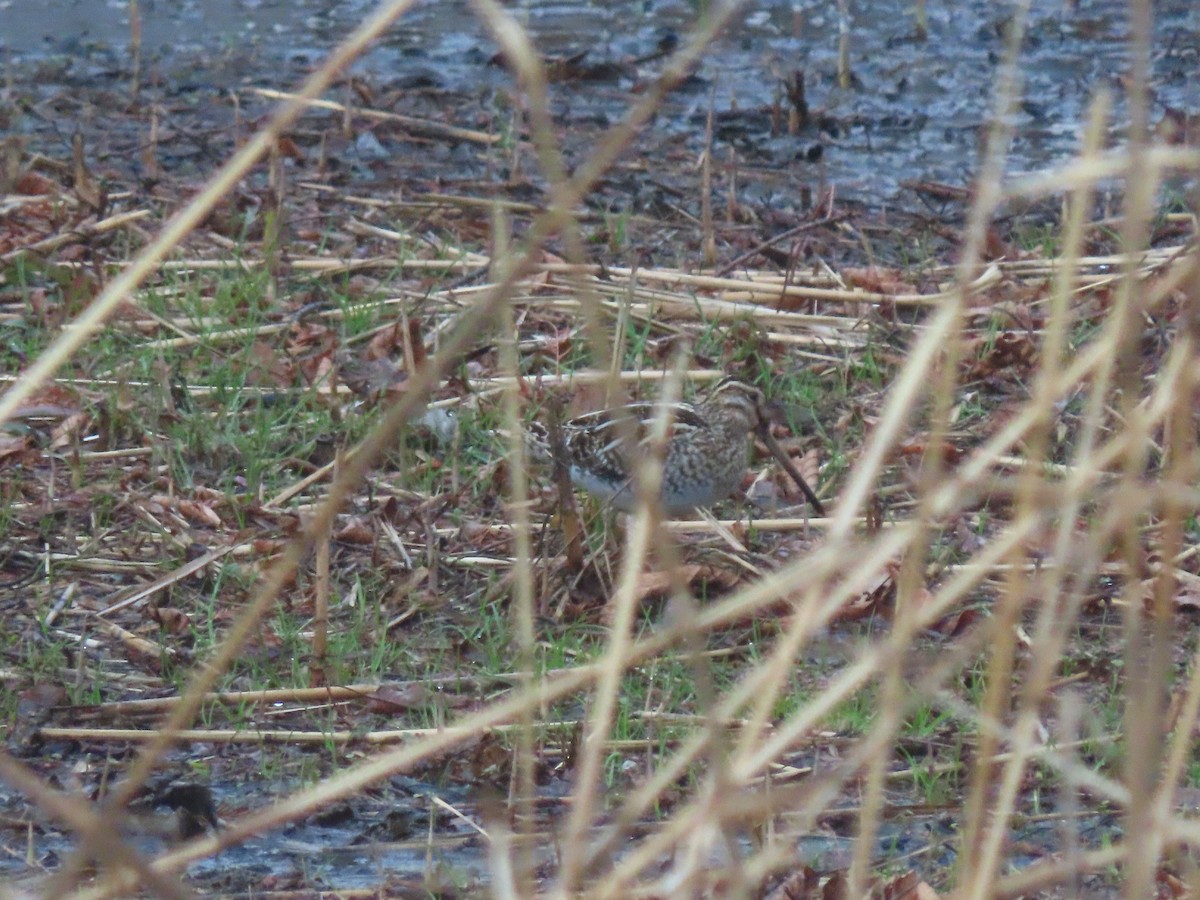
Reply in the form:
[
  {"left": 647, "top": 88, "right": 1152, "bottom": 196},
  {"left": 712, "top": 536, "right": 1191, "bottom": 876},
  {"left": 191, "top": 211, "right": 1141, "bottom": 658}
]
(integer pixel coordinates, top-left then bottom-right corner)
[{"left": 1, "top": 0, "right": 1196, "bottom": 203}]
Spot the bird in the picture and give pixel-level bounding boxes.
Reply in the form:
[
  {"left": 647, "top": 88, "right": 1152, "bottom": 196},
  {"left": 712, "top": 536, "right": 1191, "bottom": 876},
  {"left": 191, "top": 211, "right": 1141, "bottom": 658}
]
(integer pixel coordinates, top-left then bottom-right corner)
[{"left": 526, "top": 376, "right": 825, "bottom": 516}]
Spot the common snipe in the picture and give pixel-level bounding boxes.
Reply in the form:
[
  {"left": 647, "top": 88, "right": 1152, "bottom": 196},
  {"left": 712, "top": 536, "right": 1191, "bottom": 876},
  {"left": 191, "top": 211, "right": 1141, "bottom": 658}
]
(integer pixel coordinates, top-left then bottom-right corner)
[{"left": 527, "top": 376, "right": 825, "bottom": 516}]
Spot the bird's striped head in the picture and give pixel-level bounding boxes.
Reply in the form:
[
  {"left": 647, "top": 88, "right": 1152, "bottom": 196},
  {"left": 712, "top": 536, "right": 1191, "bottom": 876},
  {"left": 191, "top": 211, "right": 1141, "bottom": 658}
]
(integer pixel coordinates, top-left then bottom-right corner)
[{"left": 701, "top": 376, "right": 765, "bottom": 427}]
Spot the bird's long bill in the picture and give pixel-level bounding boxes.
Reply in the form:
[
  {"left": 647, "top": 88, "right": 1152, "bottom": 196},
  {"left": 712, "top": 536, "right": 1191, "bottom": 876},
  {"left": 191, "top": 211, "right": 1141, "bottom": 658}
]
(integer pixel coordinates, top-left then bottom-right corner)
[{"left": 755, "top": 420, "right": 826, "bottom": 517}]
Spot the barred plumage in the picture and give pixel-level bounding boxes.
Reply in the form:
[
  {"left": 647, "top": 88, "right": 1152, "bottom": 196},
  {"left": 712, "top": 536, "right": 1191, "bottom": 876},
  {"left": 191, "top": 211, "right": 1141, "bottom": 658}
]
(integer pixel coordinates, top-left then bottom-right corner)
[{"left": 527, "top": 377, "right": 823, "bottom": 515}]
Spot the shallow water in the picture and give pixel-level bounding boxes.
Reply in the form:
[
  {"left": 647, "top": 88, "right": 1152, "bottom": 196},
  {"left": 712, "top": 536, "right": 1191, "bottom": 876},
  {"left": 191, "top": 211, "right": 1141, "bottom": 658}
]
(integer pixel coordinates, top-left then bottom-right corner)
[
  {"left": 0, "top": 0, "right": 1186, "bottom": 891},
  {"left": 2, "top": 0, "right": 1196, "bottom": 205}
]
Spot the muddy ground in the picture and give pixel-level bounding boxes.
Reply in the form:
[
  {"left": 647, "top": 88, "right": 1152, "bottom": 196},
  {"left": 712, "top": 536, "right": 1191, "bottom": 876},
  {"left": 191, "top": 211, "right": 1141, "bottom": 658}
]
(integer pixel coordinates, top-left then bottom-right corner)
[{"left": 2, "top": 2, "right": 1199, "bottom": 897}]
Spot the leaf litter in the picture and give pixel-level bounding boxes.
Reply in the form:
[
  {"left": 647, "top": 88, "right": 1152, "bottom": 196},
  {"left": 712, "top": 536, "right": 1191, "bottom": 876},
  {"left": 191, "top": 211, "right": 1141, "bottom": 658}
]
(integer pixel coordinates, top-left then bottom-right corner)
[{"left": 1, "top": 12, "right": 1199, "bottom": 899}]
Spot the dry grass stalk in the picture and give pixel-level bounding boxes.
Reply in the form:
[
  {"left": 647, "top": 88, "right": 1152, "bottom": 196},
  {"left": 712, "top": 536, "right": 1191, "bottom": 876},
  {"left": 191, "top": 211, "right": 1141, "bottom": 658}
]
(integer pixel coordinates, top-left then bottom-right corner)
[
  {"left": 249, "top": 87, "right": 501, "bottom": 145},
  {"left": 0, "top": 755, "right": 191, "bottom": 899},
  {"left": 0, "top": 209, "right": 151, "bottom": 263},
  {"left": 5, "top": 0, "right": 1200, "bottom": 895}
]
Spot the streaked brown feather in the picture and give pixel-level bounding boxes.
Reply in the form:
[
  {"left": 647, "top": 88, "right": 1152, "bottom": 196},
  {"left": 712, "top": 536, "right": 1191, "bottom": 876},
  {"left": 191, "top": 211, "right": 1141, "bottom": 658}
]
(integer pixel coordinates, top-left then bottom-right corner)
[{"left": 526, "top": 378, "right": 767, "bottom": 513}]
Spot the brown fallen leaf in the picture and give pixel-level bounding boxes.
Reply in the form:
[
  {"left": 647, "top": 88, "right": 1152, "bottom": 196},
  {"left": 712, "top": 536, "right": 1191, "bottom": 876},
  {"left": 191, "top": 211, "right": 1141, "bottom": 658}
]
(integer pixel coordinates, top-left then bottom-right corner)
[
  {"left": 14, "top": 170, "right": 60, "bottom": 196},
  {"left": 9, "top": 683, "right": 68, "bottom": 753},
  {"left": 404, "top": 317, "right": 427, "bottom": 370},
  {"left": 762, "top": 864, "right": 821, "bottom": 899},
  {"left": 931, "top": 606, "right": 982, "bottom": 638},
  {"left": 247, "top": 338, "right": 296, "bottom": 388},
  {"left": 366, "top": 683, "right": 432, "bottom": 712},
  {"left": 842, "top": 266, "right": 915, "bottom": 295},
  {"left": 275, "top": 135, "right": 305, "bottom": 160},
  {"left": 0, "top": 434, "right": 34, "bottom": 465},
  {"left": 965, "top": 331, "right": 1037, "bottom": 378},
  {"left": 1170, "top": 580, "right": 1200, "bottom": 613},
  {"left": 176, "top": 499, "right": 222, "bottom": 528},
  {"left": 366, "top": 322, "right": 405, "bottom": 362},
  {"left": 50, "top": 411, "right": 90, "bottom": 449},
  {"left": 151, "top": 606, "right": 192, "bottom": 635},
  {"left": 879, "top": 870, "right": 941, "bottom": 899},
  {"left": 834, "top": 558, "right": 899, "bottom": 622},
  {"left": 334, "top": 517, "right": 375, "bottom": 544},
  {"left": 822, "top": 870, "right": 847, "bottom": 899},
  {"left": 897, "top": 438, "right": 963, "bottom": 466},
  {"left": 631, "top": 564, "right": 740, "bottom": 605},
  {"left": 1157, "top": 868, "right": 1190, "bottom": 898}
]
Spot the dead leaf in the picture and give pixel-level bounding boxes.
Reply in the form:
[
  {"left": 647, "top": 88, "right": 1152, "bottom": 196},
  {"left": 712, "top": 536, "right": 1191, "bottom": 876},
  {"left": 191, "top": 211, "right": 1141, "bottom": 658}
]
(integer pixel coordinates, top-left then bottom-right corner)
[
  {"left": 247, "top": 338, "right": 296, "bottom": 388},
  {"left": 835, "top": 559, "right": 899, "bottom": 622},
  {"left": 335, "top": 517, "right": 375, "bottom": 544},
  {"left": 746, "top": 469, "right": 783, "bottom": 507},
  {"left": 405, "top": 318, "right": 427, "bottom": 370},
  {"left": 301, "top": 352, "right": 336, "bottom": 390},
  {"left": 26, "top": 382, "right": 83, "bottom": 411},
  {"left": 456, "top": 521, "right": 514, "bottom": 556},
  {"left": 190, "top": 486, "right": 226, "bottom": 505},
  {"left": 527, "top": 327, "right": 575, "bottom": 365},
  {"left": 275, "top": 135, "right": 305, "bottom": 160},
  {"left": 176, "top": 499, "right": 222, "bottom": 528},
  {"left": 965, "top": 331, "right": 1037, "bottom": 378},
  {"left": 897, "top": 438, "right": 962, "bottom": 465},
  {"left": 822, "top": 871, "right": 847, "bottom": 900},
  {"left": 1173, "top": 581, "right": 1200, "bottom": 612},
  {"left": 17, "top": 683, "right": 67, "bottom": 717},
  {"left": 763, "top": 865, "right": 821, "bottom": 899},
  {"left": 50, "top": 411, "right": 90, "bottom": 449},
  {"left": 877, "top": 870, "right": 941, "bottom": 899},
  {"left": 0, "top": 434, "right": 34, "bottom": 465},
  {"left": 14, "top": 170, "right": 59, "bottom": 195},
  {"left": 477, "top": 734, "right": 514, "bottom": 781},
  {"left": 286, "top": 322, "right": 335, "bottom": 358},
  {"left": 366, "top": 323, "right": 405, "bottom": 361},
  {"left": 632, "top": 568, "right": 691, "bottom": 602},
  {"left": 366, "top": 684, "right": 432, "bottom": 712},
  {"left": 981, "top": 224, "right": 1014, "bottom": 261},
  {"left": 1156, "top": 107, "right": 1199, "bottom": 147},
  {"left": 9, "top": 683, "right": 67, "bottom": 753},
  {"left": 1157, "top": 868, "right": 1190, "bottom": 898},
  {"left": 631, "top": 565, "right": 739, "bottom": 605},
  {"left": 931, "top": 607, "right": 982, "bottom": 638},
  {"left": 769, "top": 447, "right": 822, "bottom": 504},
  {"left": 151, "top": 606, "right": 192, "bottom": 635},
  {"left": 842, "top": 266, "right": 914, "bottom": 295}
]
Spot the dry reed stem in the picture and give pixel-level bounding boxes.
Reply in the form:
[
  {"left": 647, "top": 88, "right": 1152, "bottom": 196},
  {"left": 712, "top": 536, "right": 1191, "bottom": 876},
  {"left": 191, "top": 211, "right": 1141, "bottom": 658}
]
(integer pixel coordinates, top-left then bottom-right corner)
[
  {"left": 37, "top": 726, "right": 580, "bottom": 745},
  {"left": 589, "top": 502, "right": 1041, "bottom": 887},
  {"left": 248, "top": 87, "right": 500, "bottom": 145},
  {"left": 1112, "top": 7, "right": 1171, "bottom": 895},
  {"left": 87, "top": 685, "right": 394, "bottom": 715},
  {"left": 52, "top": 1, "right": 757, "bottom": 896},
  {"left": 554, "top": 360, "right": 691, "bottom": 893},
  {"left": 97, "top": 255, "right": 490, "bottom": 272},
  {"left": 1006, "top": 143, "right": 1200, "bottom": 199},
  {"left": 0, "top": 0, "right": 425, "bottom": 427},
  {"left": 991, "top": 845, "right": 1127, "bottom": 898},
  {"left": 964, "top": 80, "right": 1109, "bottom": 893},
  {"left": 77, "top": 663, "right": 619, "bottom": 896},
  {"left": 0, "top": 209, "right": 151, "bottom": 263},
  {"left": 7, "top": 0, "right": 1200, "bottom": 894},
  {"left": 608, "top": 595, "right": 1005, "bottom": 893},
  {"left": 104, "top": 237, "right": 1192, "bottom": 894},
  {"left": 0, "top": 755, "right": 192, "bottom": 900},
  {"left": 492, "top": 204, "right": 540, "bottom": 891},
  {"left": 96, "top": 543, "right": 244, "bottom": 616}
]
